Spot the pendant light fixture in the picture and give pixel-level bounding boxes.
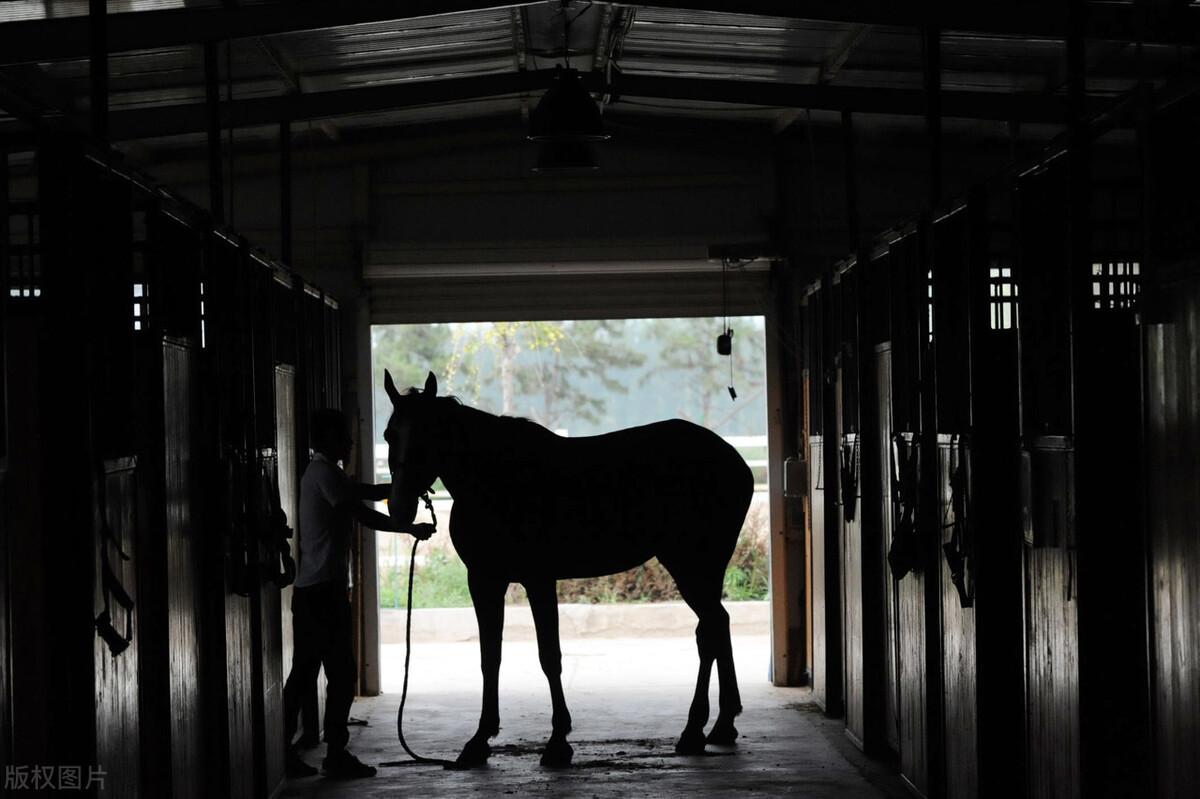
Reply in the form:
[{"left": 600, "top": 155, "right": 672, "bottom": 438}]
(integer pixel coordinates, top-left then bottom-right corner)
[{"left": 528, "top": 1, "right": 608, "bottom": 171}]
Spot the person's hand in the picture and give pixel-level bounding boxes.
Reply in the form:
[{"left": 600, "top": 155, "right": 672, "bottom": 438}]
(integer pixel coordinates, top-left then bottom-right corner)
[{"left": 410, "top": 522, "right": 436, "bottom": 540}]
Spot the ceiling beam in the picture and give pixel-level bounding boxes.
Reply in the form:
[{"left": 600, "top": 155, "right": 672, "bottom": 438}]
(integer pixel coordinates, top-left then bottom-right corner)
[
  {"left": 88, "top": 68, "right": 1095, "bottom": 141},
  {"left": 0, "top": 1, "right": 1194, "bottom": 66},
  {"left": 108, "top": 69, "right": 552, "bottom": 139},
  {"left": 608, "top": 72, "right": 1094, "bottom": 124}
]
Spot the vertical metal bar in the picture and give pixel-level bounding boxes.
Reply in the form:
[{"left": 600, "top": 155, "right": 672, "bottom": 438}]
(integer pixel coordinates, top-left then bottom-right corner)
[
  {"left": 1, "top": 146, "right": 8, "bottom": 461},
  {"left": 1135, "top": 0, "right": 1161, "bottom": 792},
  {"left": 820, "top": 267, "right": 844, "bottom": 717},
  {"left": 356, "top": 295, "right": 381, "bottom": 695},
  {"left": 842, "top": 111, "right": 859, "bottom": 254},
  {"left": 1066, "top": 2, "right": 1095, "bottom": 796},
  {"left": 280, "top": 121, "right": 292, "bottom": 265},
  {"left": 205, "top": 43, "right": 225, "bottom": 224},
  {"left": 89, "top": 0, "right": 108, "bottom": 143},
  {"left": 1065, "top": 0, "right": 1088, "bottom": 429},
  {"left": 918, "top": 214, "right": 945, "bottom": 799},
  {"left": 923, "top": 25, "right": 942, "bottom": 209},
  {"left": 0, "top": 142, "right": 9, "bottom": 788},
  {"left": 225, "top": 41, "right": 236, "bottom": 230}
]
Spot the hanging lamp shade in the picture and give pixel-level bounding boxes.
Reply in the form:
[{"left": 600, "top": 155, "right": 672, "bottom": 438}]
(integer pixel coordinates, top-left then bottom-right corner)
[{"left": 528, "top": 67, "right": 610, "bottom": 142}]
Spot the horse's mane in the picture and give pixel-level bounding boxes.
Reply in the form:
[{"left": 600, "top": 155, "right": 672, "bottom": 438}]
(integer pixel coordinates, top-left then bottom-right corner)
[{"left": 428, "top": 393, "right": 554, "bottom": 440}]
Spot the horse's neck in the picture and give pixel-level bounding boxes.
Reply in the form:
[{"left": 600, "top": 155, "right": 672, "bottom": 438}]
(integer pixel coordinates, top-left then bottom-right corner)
[{"left": 435, "top": 405, "right": 532, "bottom": 494}]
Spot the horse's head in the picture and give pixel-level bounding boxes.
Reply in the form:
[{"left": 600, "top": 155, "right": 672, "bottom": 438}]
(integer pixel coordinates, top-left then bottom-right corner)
[{"left": 383, "top": 369, "right": 441, "bottom": 526}]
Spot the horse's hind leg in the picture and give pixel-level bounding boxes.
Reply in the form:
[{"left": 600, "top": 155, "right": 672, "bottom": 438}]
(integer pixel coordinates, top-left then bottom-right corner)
[
  {"left": 454, "top": 569, "right": 507, "bottom": 769},
  {"left": 705, "top": 608, "right": 742, "bottom": 747},
  {"left": 668, "top": 567, "right": 742, "bottom": 754},
  {"left": 525, "top": 579, "right": 574, "bottom": 767}
]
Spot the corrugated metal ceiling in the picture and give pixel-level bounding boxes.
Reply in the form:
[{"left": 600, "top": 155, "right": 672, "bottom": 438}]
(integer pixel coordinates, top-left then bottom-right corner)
[{"left": 0, "top": 2, "right": 1193, "bottom": 143}]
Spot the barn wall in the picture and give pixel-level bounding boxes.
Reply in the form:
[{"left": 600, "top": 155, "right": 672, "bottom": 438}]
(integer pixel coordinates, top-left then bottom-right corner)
[
  {"left": 1141, "top": 95, "right": 1200, "bottom": 799},
  {"left": 164, "top": 341, "right": 206, "bottom": 799},
  {"left": 1144, "top": 279, "right": 1200, "bottom": 799},
  {"left": 0, "top": 150, "right": 9, "bottom": 783},
  {"left": 1, "top": 143, "right": 342, "bottom": 799}
]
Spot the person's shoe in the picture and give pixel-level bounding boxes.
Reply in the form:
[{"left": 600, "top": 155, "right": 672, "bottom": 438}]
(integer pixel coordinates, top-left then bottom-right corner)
[
  {"left": 285, "top": 750, "right": 318, "bottom": 779},
  {"left": 322, "top": 749, "right": 376, "bottom": 779}
]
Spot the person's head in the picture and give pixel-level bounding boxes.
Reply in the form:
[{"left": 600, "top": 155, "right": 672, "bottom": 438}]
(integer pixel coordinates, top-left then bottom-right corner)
[{"left": 310, "top": 408, "right": 352, "bottom": 463}]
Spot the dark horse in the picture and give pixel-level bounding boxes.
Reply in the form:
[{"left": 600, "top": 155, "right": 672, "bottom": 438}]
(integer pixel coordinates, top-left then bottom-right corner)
[{"left": 384, "top": 371, "right": 754, "bottom": 768}]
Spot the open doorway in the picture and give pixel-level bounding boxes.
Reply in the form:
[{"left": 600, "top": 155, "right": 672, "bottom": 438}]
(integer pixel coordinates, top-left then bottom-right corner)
[{"left": 368, "top": 316, "right": 771, "bottom": 693}]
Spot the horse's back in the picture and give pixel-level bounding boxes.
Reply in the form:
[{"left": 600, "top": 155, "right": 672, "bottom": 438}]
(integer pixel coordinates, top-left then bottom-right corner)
[{"left": 451, "top": 418, "right": 754, "bottom": 580}]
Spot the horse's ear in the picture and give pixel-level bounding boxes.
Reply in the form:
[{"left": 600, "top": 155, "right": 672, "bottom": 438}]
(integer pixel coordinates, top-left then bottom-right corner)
[
  {"left": 384, "top": 369, "right": 402, "bottom": 405},
  {"left": 424, "top": 371, "right": 438, "bottom": 399}
]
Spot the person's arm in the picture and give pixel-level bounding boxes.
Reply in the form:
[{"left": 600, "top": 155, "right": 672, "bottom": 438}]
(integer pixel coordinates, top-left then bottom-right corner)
[
  {"left": 343, "top": 501, "right": 435, "bottom": 540},
  {"left": 350, "top": 482, "right": 390, "bottom": 503},
  {"left": 317, "top": 463, "right": 434, "bottom": 540}
]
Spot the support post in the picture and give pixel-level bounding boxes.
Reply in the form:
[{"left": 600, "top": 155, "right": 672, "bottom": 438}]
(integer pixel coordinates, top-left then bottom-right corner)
[
  {"left": 922, "top": 22, "right": 946, "bottom": 799},
  {"left": 280, "top": 121, "right": 292, "bottom": 264},
  {"left": 0, "top": 143, "right": 9, "bottom": 775},
  {"left": 355, "top": 295, "right": 381, "bottom": 695},
  {"left": 820, "top": 265, "right": 844, "bottom": 717},
  {"left": 205, "top": 42, "right": 224, "bottom": 223},
  {"left": 89, "top": 0, "right": 108, "bottom": 143},
  {"left": 924, "top": 25, "right": 942, "bottom": 209},
  {"left": 842, "top": 111, "right": 859, "bottom": 254}
]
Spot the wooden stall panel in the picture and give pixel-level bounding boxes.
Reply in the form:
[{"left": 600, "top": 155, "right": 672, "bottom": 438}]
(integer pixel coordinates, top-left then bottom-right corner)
[
  {"left": 1024, "top": 548, "right": 1079, "bottom": 799},
  {"left": 225, "top": 590, "right": 256, "bottom": 799},
  {"left": 842, "top": 431, "right": 864, "bottom": 746},
  {"left": 932, "top": 207, "right": 979, "bottom": 799},
  {"left": 1016, "top": 163, "right": 1080, "bottom": 799},
  {"left": 938, "top": 438, "right": 977, "bottom": 799},
  {"left": 888, "top": 232, "right": 930, "bottom": 797},
  {"left": 94, "top": 460, "right": 141, "bottom": 799},
  {"left": 810, "top": 435, "right": 828, "bottom": 710},
  {"left": 1144, "top": 280, "right": 1200, "bottom": 799},
  {"left": 259, "top": 451, "right": 286, "bottom": 798},
  {"left": 875, "top": 346, "right": 900, "bottom": 753},
  {"left": 164, "top": 340, "right": 204, "bottom": 799},
  {"left": 838, "top": 265, "right": 868, "bottom": 749},
  {"left": 276, "top": 366, "right": 299, "bottom": 673},
  {"left": 896, "top": 533, "right": 928, "bottom": 797}
]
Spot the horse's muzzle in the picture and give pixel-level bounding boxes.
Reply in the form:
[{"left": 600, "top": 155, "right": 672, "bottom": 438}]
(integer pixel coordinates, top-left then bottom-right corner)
[{"left": 389, "top": 481, "right": 418, "bottom": 526}]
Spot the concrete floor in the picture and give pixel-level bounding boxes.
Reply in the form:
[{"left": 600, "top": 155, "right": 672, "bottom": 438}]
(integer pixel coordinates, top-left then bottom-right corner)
[{"left": 281, "top": 635, "right": 908, "bottom": 798}]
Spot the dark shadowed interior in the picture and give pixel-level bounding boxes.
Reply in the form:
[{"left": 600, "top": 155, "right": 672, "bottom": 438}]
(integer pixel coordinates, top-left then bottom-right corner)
[{"left": 2, "top": 2, "right": 1200, "bottom": 798}]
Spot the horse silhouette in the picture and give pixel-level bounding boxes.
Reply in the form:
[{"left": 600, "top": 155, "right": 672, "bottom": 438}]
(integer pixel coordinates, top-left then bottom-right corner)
[{"left": 383, "top": 370, "right": 754, "bottom": 768}]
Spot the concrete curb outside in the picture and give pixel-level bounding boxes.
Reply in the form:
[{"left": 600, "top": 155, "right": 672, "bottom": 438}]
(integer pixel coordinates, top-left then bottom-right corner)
[{"left": 381, "top": 600, "right": 769, "bottom": 644}]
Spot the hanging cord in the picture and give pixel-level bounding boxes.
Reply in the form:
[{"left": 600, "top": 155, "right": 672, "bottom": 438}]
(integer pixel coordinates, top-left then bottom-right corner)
[
  {"left": 558, "top": 0, "right": 593, "bottom": 69},
  {"left": 721, "top": 258, "right": 741, "bottom": 400},
  {"left": 382, "top": 491, "right": 456, "bottom": 769}
]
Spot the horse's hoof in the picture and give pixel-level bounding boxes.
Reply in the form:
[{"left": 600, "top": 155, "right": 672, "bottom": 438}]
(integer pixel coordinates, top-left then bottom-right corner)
[
  {"left": 706, "top": 722, "right": 739, "bottom": 746},
  {"left": 674, "top": 729, "right": 707, "bottom": 755},
  {"left": 540, "top": 738, "right": 574, "bottom": 768},
  {"left": 452, "top": 739, "right": 492, "bottom": 769}
]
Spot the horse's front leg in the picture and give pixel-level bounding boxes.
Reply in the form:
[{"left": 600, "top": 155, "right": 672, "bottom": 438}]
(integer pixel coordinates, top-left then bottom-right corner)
[
  {"left": 525, "top": 579, "right": 573, "bottom": 767},
  {"left": 454, "top": 569, "right": 508, "bottom": 769}
]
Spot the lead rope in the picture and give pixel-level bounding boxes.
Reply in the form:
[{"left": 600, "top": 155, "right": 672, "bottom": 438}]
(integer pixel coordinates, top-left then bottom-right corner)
[{"left": 388, "top": 491, "right": 457, "bottom": 768}]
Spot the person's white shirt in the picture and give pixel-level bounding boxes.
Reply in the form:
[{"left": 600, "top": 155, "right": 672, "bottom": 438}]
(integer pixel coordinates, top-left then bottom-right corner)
[{"left": 295, "top": 452, "right": 353, "bottom": 588}]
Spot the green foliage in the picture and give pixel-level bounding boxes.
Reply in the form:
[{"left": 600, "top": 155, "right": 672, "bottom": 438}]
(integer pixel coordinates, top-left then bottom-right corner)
[
  {"left": 639, "top": 317, "right": 766, "bottom": 428},
  {"left": 372, "top": 324, "right": 454, "bottom": 435},
  {"left": 378, "top": 549, "right": 473, "bottom": 609},
  {"left": 519, "top": 319, "right": 647, "bottom": 430},
  {"left": 722, "top": 531, "right": 771, "bottom": 601},
  {"left": 439, "top": 320, "right": 646, "bottom": 427},
  {"left": 378, "top": 522, "right": 770, "bottom": 608}
]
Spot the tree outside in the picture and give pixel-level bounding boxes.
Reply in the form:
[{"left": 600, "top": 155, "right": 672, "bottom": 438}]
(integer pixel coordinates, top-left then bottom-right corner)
[{"left": 372, "top": 316, "right": 769, "bottom": 607}]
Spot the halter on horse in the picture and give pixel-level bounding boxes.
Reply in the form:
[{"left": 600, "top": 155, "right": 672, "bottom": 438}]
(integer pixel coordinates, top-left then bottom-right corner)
[{"left": 383, "top": 370, "right": 754, "bottom": 767}]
